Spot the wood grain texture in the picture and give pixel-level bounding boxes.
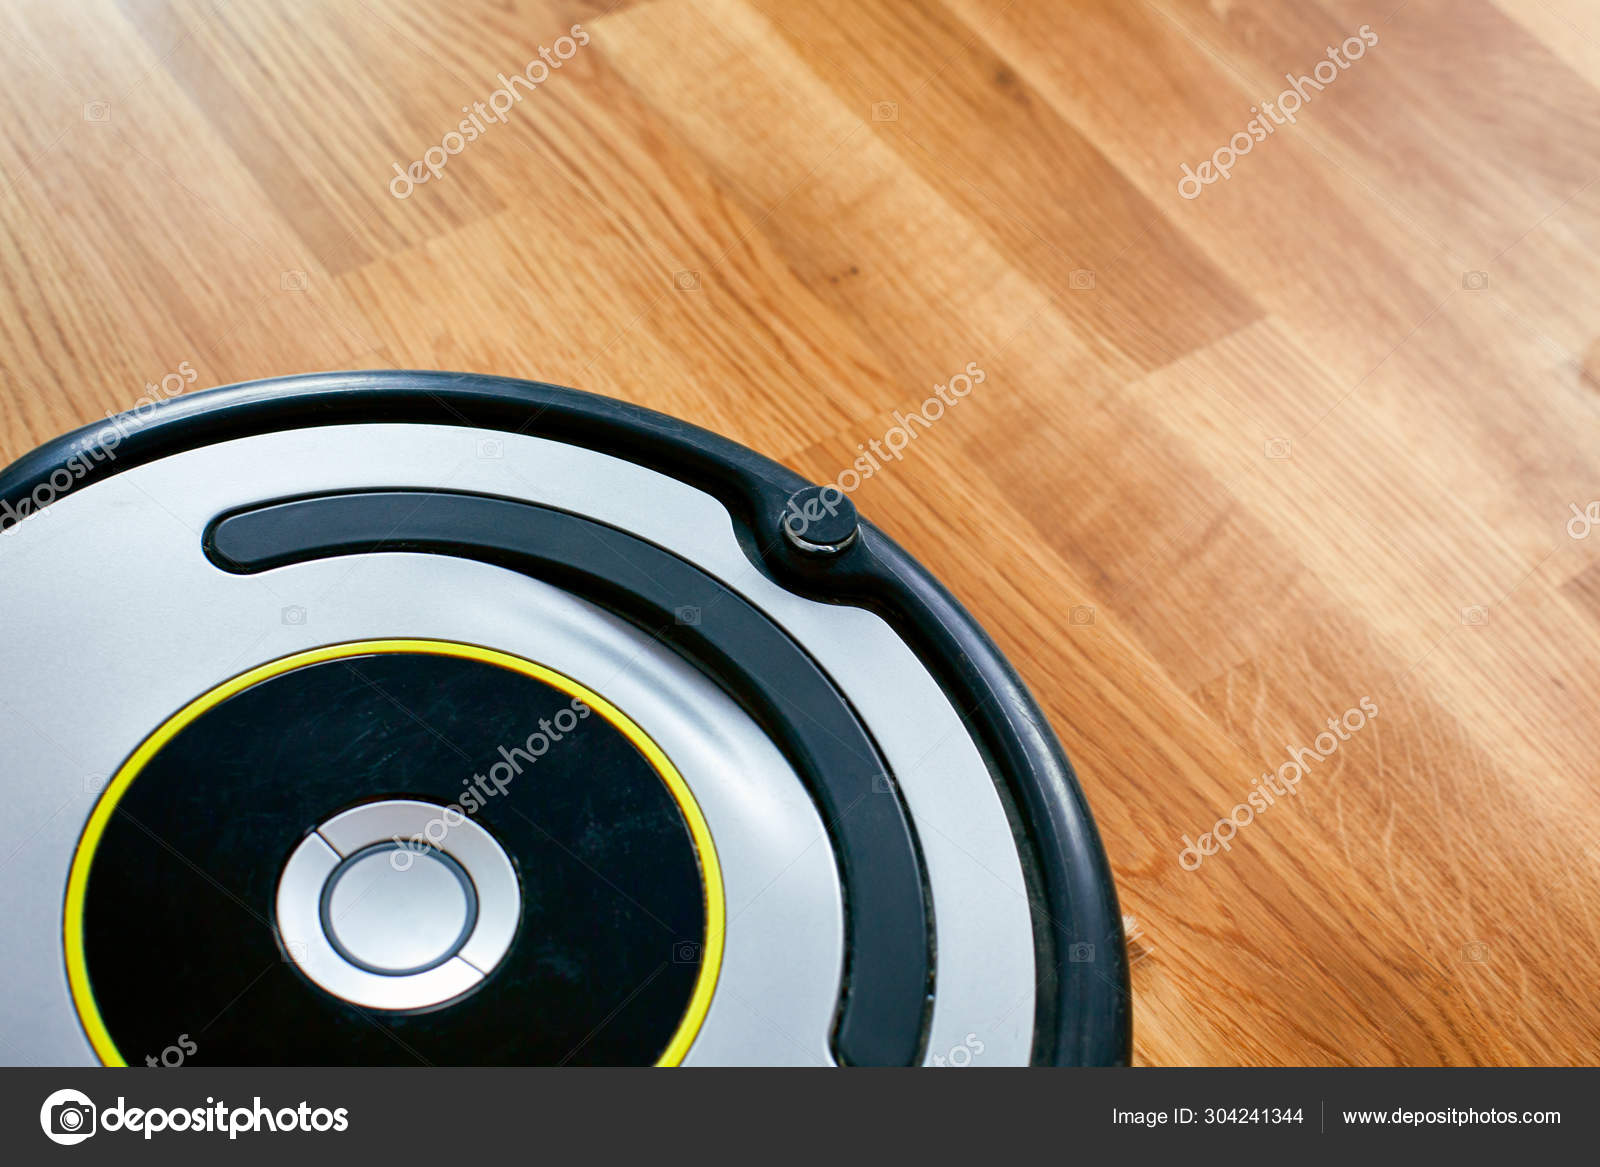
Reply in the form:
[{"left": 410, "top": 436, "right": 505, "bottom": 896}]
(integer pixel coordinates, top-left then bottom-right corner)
[{"left": 3, "top": 0, "right": 1598, "bottom": 1065}]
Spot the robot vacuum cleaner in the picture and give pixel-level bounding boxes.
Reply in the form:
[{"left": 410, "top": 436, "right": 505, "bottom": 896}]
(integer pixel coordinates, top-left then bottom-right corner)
[{"left": 0, "top": 371, "right": 1128, "bottom": 1066}]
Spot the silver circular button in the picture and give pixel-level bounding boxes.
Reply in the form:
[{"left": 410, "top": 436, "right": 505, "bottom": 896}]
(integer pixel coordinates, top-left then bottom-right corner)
[
  {"left": 321, "top": 844, "right": 478, "bottom": 976},
  {"left": 275, "top": 800, "right": 521, "bottom": 1010}
]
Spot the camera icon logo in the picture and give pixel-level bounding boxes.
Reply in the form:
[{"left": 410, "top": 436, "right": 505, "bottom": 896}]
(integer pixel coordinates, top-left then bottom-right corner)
[
  {"left": 1069, "top": 268, "right": 1095, "bottom": 291},
  {"left": 280, "top": 270, "right": 308, "bottom": 293},
  {"left": 673, "top": 270, "right": 700, "bottom": 291},
  {"left": 1068, "top": 941, "right": 1096, "bottom": 963},
  {"left": 83, "top": 102, "right": 111, "bottom": 123},
  {"left": 476, "top": 437, "right": 504, "bottom": 460},
  {"left": 1069, "top": 605, "right": 1096, "bottom": 626},
  {"left": 674, "top": 605, "right": 701, "bottom": 626},
  {"left": 672, "top": 940, "right": 702, "bottom": 964},
  {"left": 1461, "top": 270, "right": 1489, "bottom": 291},
  {"left": 40, "top": 1088, "right": 97, "bottom": 1145},
  {"left": 872, "top": 101, "right": 898, "bottom": 122},
  {"left": 281, "top": 604, "right": 308, "bottom": 626},
  {"left": 1264, "top": 437, "right": 1292, "bottom": 460}
]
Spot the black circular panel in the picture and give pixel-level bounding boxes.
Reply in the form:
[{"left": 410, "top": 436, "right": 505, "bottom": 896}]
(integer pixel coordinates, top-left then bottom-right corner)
[{"left": 80, "top": 650, "right": 707, "bottom": 1065}]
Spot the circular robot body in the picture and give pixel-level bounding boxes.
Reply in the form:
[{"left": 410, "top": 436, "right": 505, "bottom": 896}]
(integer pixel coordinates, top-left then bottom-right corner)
[{"left": 0, "top": 372, "right": 1129, "bottom": 1066}]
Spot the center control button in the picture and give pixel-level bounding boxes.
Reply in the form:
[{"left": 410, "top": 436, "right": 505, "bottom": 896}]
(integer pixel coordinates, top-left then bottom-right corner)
[
  {"left": 275, "top": 799, "right": 522, "bottom": 1011},
  {"left": 321, "top": 843, "right": 478, "bottom": 976}
]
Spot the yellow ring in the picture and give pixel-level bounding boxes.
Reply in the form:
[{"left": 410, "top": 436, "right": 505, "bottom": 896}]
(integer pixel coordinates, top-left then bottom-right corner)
[{"left": 64, "top": 638, "right": 725, "bottom": 1067}]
